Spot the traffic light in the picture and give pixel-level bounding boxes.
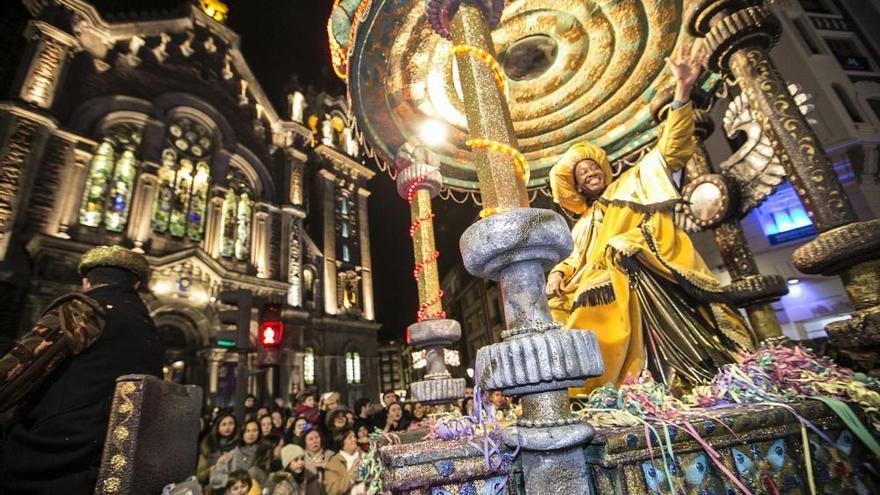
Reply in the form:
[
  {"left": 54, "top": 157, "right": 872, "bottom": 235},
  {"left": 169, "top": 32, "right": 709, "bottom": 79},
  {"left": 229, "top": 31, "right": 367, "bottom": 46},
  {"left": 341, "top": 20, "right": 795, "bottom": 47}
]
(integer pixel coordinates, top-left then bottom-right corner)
[
  {"left": 216, "top": 288, "right": 253, "bottom": 350},
  {"left": 259, "top": 303, "right": 283, "bottom": 348}
]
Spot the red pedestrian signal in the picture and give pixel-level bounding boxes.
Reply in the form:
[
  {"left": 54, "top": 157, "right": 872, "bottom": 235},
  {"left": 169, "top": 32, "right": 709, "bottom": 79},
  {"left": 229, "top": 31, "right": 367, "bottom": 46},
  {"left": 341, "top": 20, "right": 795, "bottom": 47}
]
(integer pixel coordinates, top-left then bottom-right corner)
[{"left": 260, "top": 321, "right": 282, "bottom": 347}]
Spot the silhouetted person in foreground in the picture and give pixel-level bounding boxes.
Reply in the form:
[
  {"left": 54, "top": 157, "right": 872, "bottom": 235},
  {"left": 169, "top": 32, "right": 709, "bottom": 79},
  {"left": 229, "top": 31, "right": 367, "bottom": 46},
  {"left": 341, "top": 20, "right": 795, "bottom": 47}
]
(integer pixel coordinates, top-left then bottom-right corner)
[{"left": 0, "top": 246, "right": 163, "bottom": 494}]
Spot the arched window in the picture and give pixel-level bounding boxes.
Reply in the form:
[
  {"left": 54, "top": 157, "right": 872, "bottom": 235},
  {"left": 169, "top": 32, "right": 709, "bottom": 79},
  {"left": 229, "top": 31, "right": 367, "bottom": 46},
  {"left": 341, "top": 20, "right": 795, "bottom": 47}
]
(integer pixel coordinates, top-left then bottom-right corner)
[
  {"left": 303, "top": 347, "right": 315, "bottom": 385},
  {"left": 345, "top": 351, "right": 361, "bottom": 384},
  {"left": 151, "top": 117, "right": 213, "bottom": 240},
  {"left": 79, "top": 123, "right": 143, "bottom": 231},
  {"left": 220, "top": 170, "right": 253, "bottom": 261}
]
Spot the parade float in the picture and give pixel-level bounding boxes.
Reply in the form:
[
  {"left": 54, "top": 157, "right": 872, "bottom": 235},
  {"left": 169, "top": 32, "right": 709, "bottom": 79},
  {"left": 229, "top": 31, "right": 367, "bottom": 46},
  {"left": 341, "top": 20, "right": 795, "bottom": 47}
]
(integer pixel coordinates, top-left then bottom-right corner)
[{"left": 328, "top": 0, "right": 880, "bottom": 493}]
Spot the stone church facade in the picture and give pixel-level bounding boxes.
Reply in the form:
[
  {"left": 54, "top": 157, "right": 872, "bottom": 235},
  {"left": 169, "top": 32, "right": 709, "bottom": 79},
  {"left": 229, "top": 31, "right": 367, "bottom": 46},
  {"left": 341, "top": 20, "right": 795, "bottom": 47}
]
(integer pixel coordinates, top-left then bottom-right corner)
[{"left": 0, "top": 0, "right": 380, "bottom": 406}]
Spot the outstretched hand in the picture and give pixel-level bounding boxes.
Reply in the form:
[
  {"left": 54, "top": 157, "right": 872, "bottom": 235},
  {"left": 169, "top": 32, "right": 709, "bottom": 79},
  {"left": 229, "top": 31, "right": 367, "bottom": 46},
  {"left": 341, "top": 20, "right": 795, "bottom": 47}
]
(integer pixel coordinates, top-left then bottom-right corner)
[{"left": 665, "top": 41, "right": 708, "bottom": 94}]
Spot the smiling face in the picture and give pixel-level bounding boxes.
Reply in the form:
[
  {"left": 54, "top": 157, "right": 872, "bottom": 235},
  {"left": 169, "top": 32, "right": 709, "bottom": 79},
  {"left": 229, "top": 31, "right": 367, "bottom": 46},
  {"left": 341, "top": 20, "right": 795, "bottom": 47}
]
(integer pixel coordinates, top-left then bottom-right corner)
[{"left": 574, "top": 159, "right": 606, "bottom": 197}]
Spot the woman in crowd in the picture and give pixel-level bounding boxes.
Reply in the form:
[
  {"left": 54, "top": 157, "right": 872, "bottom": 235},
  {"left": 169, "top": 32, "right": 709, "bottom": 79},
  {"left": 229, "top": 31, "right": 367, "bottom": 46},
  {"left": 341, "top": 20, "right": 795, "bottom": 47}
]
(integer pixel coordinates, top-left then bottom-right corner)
[
  {"left": 383, "top": 403, "right": 408, "bottom": 432},
  {"left": 300, "top": 428, "right": 334, "bottom": 482},
  {"left": 249, "top": 433, "right": 283, "bottom": 489},
  {"left": 259, "top": 415, "right": 274, "bottom": 438},
  {"left": 197, "top": 412, "right": 238, "bottom": 486},
  {"left": 256, "top": 406, "right": 271, "bottom": 419},
  {"left": 323, "top": 429, "right": 364, "bottom": 495},
  {"left": 286, "top": 416, "right": 310, "bottom": 444},
  {"left": 325, "top": 408, "right": 351, "bottom": 446},
  {"left": 210, "top": 418, "right": 263, "bottom": 492},
  {"left": 270, "top": 444, "right": 323, "bottom": 495},
  {"left": 271, "top": 409, "right": 286, "bottom": 436}
]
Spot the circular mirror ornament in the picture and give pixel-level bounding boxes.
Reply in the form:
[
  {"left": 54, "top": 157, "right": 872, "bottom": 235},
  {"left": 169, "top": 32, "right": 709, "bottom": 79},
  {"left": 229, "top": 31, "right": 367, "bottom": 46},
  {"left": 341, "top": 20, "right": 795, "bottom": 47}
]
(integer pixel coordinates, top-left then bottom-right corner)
[{"left": 681, "top": 174, "right": 735, "bottom": 229}]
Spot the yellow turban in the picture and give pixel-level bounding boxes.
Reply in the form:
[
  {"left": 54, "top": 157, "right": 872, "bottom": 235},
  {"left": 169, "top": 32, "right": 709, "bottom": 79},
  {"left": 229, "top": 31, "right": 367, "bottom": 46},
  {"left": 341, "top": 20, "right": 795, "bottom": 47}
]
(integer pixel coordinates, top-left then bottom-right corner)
[{"left": 549, "top": 142, "right": 612, "bottom": 214}]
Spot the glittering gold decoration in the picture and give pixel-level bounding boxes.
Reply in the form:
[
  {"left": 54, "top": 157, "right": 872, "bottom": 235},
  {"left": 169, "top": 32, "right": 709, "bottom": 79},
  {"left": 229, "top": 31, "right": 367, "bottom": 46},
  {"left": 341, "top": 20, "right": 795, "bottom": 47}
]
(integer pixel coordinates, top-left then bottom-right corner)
[
  {"left": 465, "top": 138, "right": 529, "bottom": 184},
  {"left": 103, "top": 477, "right": 120, "bottom": 493},
  {"left": 346, "top": 0, "right": 687, "bottom": 191},
  {"left": 409, "top": 188, "right": 444, "bottom": 320},
  {"left": 119, "top": 382, "right": 136, "bottom": 394},
  {"left": 110, "top": 454, "right": 126, "bottom": 471},
  {"left": 451, "top": 44, "right": 508, "bottom": 96},
  {"left": 78, "top": 246, "right": 150, "bottom": 281},
  {"left": 118, "top": 402, "right": 132, "bottom": 414},
  {"left": 114, "top": 426, "right": 129, "bottom": 441},
  {"left": 451, "top": 3, "right": 529, "bottom": 210}
]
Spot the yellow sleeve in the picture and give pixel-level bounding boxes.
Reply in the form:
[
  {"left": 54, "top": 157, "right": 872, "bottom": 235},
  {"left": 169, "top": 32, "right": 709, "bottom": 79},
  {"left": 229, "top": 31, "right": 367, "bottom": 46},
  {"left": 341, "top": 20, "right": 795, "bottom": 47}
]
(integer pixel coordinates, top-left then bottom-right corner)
[
  {"left": 655, "top": 101, "right": 695, "bottom": 172},
  {"left": 550, "top": 215, "right": 588, "bottom": 282}
]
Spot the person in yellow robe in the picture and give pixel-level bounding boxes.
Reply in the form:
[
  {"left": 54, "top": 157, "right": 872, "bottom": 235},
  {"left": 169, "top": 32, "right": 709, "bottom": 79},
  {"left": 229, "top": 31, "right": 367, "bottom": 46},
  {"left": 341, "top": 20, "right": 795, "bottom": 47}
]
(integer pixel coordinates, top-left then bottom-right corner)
[{"left": 545, "top": 43, "right": 754, "bottom": 395}]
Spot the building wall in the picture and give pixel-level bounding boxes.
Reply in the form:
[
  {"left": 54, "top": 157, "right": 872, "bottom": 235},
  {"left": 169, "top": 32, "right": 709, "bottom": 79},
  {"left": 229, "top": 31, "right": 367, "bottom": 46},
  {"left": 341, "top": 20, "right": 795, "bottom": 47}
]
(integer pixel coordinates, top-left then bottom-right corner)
[{"left": 0, "top": 0, "right": 380, "bottom": 407}]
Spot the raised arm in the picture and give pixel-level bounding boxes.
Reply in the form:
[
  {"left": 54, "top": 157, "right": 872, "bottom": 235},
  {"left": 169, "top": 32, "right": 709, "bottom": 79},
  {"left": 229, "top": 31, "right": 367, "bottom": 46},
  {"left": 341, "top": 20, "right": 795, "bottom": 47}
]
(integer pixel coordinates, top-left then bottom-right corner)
[{"left": 656, "top": 42, "right": 707, "bottom": 171}]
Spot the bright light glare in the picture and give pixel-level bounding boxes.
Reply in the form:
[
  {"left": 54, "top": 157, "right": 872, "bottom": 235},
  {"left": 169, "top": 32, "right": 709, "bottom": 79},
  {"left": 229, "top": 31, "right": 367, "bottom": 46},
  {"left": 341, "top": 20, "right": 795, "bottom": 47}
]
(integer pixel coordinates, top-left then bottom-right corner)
[{"left": 419, "top": 119, "right": 447, "bottom": 147}]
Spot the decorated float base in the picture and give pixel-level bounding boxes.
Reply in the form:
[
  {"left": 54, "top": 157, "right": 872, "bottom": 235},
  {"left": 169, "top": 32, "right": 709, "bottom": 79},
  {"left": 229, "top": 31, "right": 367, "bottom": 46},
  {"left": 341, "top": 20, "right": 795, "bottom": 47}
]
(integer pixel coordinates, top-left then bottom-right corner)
[{"left": 375, "top": 401, "right": 878, "bottom": 495}]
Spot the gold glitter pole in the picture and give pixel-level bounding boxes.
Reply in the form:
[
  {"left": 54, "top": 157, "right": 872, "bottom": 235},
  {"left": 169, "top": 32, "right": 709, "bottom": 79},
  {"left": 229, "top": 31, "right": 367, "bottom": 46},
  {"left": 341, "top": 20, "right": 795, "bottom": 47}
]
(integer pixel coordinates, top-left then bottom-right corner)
[
  {"left": 410, "top": 187, "right": 443, "bottom": 320},
  {"left": 450, "top": 3, "right": 529, "bottom": 212}
]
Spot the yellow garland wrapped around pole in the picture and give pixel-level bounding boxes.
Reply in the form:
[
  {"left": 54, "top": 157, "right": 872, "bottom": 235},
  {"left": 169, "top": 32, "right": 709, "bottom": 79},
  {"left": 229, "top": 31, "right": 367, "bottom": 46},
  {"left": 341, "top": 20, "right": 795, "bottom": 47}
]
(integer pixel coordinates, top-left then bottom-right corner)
[{"left": 449, "top": 3, "right": 529, "bottom": 216}]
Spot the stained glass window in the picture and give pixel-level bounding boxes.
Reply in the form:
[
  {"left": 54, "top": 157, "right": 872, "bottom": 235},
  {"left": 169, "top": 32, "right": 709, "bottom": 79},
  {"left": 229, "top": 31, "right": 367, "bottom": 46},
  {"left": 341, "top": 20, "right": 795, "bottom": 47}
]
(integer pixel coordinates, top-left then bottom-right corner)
[
  {"left": 304, "top": 347, "right": 315, "bottom": 385},
  {"left": 342, "top": 244, "right": 350, "bottom": 262},
  {"left": 79, "top": 123, "right": 143, "bottom": 230},
  {"left": 341, "top": 220, "right": 349, "bottom": 239},
  {"left": 235, "top": 191, "right": 251, "bottom": 260},
  {"left": 219, "top": 170, "right": 253, "bottom": 261},
  {"left": 346, "top": 351, "right": 361, "bottom": 384},
  {"left": 151, "top": 117, "right": 214, "bottom": 240}
]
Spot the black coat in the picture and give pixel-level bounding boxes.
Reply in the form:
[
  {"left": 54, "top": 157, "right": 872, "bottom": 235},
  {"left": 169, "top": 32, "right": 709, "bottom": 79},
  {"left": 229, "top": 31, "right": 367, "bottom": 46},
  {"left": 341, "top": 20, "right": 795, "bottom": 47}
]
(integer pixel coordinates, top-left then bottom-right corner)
[{"left": 0, "top": 285, "right": 163, "bottom": 495}]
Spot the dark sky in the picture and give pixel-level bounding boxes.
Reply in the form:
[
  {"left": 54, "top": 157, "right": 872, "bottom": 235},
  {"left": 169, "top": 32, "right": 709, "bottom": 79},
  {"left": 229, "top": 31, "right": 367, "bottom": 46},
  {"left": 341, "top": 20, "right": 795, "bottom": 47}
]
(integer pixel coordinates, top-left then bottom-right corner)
[{"left": 86, "top": 0, "right": 480, "bottom": 341}]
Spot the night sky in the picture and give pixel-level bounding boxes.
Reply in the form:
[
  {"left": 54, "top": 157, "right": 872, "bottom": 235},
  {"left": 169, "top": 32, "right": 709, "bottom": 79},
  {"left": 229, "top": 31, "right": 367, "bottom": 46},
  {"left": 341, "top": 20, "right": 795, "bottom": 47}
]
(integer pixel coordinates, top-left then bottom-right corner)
[{"left": 86, "top": 0, "right": 481, "bottom": 341}]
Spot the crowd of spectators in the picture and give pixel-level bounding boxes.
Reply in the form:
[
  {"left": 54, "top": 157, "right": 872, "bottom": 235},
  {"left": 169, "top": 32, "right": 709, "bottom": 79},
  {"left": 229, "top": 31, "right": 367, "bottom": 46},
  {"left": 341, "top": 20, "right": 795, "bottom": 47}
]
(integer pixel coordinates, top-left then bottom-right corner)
[{"left": 195, "top": 388, "right": 511, "bottom": 495}]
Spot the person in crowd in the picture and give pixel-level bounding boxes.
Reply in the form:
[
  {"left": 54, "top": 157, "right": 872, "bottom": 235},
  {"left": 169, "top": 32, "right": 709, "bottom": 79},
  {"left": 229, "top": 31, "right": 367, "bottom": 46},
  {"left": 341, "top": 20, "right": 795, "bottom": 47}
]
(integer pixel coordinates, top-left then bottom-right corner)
[
  {"left": 317, "top": 392, "right": 341, "bottom": 434},
  {"left": 369, "top": 390, "right": 399, "bottom": 429},
  {"left": 323, "top": 429, "right": 365, "bottom": 495},
  {"left": 260, "top": 414, "right": 275, "bottom": 438},
  {"left": 270, "top": 444, "right": 323, "bottom": 495},
  {"left": 198, "top": 412, "right": 239, "bottom": 485},
  {"left": 256, "top": 406, "right": 271, "bottom": 419},
  {"left": 273, "top": 396, "right": 288, "bottom": 411},
  {"left": 210, "top": 418, "right": 263, "bottom": 492},
  {"left": 226, "top": 469, "right": 255, "bottom": 495},
  {"left": 300, "top": 428, "right": 334, "bottom": 482},
  {"left": 244, "top": 395, "right": 257, "bottom": 419},
  {"left": 271, "top": 409, "right": 286, "bottom": 435},
  {"left": 293, "top": 391, "right": 319, "bottom": 424},
  {"left": 352, "top": 398, "right": 373, "bottom": 445},
  {"left": 286, "top": 416, "right": 310, "bottom": 444},
  {"left": 353, "top": 398, "right": 372, "bottom": 424},
  {"left": 412, "top": 402, "right": 427, "bottom": 422},
  {"left": 325, "top": 407, "right": 351, "bottom": 443},
  {"left": 0, "top": 246, "right": 163, "bottom": 494},
  {"left": 345, "top": 410, "right": 355, "bottom": 427},
  {"left": 355, "top": 424, "right": 372, "bottom": 453},
  {"left": 382, "top": 402, "right": 409, "bottom": 432},
  {"left": 461, "top": 397, "right": 475, "bottom": 417},
  {"left": 249, "top": 433, "right": 283, "bottom": 489}
]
